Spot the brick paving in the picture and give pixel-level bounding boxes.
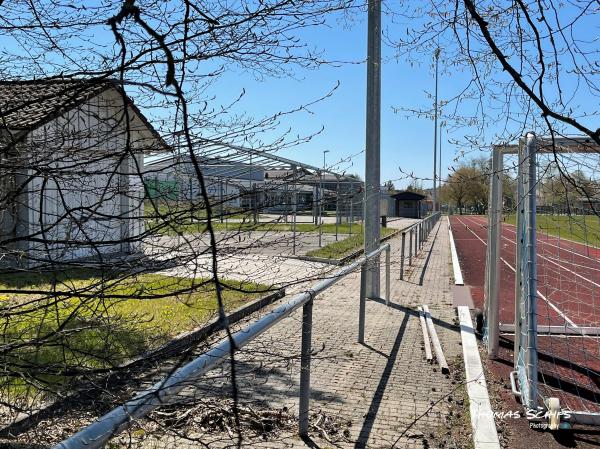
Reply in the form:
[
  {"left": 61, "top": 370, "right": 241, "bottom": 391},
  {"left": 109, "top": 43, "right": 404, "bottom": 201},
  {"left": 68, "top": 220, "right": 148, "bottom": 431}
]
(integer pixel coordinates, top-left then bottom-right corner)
[
  {"left": 130, "top": 217, "right": 465, "bottom": 449},
  {"left": 154, "top": 218, "right": 418, "bottom": 289}
]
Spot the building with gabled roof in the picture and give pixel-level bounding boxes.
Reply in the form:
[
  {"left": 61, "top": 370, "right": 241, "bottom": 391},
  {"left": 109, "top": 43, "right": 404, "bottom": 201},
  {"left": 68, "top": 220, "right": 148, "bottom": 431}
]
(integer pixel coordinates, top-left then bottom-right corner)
[{"left": 0, "top": 78, "right": 166, "bottom": 268}]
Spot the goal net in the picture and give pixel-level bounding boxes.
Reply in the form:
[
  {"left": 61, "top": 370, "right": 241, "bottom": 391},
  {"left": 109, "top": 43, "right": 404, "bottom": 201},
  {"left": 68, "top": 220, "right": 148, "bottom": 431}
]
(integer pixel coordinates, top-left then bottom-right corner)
[{"left": 485, "top": 134, "right": 600, "bottom": 427}]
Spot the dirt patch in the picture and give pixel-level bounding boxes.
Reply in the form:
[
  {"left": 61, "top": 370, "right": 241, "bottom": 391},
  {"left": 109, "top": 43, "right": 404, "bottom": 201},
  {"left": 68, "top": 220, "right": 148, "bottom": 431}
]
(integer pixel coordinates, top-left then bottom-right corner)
[
  {"left": 432, "top": 358, "right": 475, "bottom": 449},
  {"left": 483, "top": 346, "right": 600, "bottom": 449}
]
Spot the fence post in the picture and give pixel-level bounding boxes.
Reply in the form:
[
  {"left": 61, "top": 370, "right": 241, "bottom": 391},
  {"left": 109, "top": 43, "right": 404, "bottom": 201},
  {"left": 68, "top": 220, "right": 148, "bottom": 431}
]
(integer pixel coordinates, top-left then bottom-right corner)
[
  {"left": 358, "top": 264, "right": 367, "bottom": 343},
  {"left": 400, "top": 232, "right": 406, "bottom": 279},
  {"left": 416, "top": 224, "right": 420, "bottom": 251},
  {"left": 486, "top": 146, "right": 503, "bottom": 359},
  {"left": 524, "top": 132, "right": 538, "bottom": 410},
  {"left": 385, "top": 247, "right": 390, "bottom": 305},
  {"left": 408, "top": 228, "right": 413, "bottom": 265},
  {"left": 298, "top": 297, "right": 313, "bottom": 436},
  {"left": 318, "top": 174, "right": 323, "bottom": 247},
  {"left": 514, "top": 147, "right": 524, "bottom": 368},
  {"left": 415, "top": 224, "right": 418, "bottom": 254}
]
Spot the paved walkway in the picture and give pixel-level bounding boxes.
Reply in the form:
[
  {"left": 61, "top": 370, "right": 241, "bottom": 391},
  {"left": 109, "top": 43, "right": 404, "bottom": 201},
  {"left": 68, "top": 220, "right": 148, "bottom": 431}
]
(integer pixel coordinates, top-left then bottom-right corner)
[
  {"left": 152, "top": 218, "right": 418, "bottom": 290},
  {"left": 131, "top": 218, "right": 464, "bottom": 448}
]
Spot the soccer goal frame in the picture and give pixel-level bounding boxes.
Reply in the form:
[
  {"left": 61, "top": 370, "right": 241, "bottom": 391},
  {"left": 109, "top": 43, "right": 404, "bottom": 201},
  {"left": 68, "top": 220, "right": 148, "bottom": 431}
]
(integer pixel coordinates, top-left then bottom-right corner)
[{"left": 485, "top": 133, "right": 600, "bottom": 426}]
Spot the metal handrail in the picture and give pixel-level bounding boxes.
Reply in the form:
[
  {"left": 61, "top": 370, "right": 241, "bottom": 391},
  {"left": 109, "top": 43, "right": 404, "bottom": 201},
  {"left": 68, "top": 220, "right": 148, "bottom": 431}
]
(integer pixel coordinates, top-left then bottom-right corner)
[
  {"left": 54, "top": 243, "right": 392, "bottom": 449},
  {"left": 399, "top": 212, "right": 441, "bottom": 280}
]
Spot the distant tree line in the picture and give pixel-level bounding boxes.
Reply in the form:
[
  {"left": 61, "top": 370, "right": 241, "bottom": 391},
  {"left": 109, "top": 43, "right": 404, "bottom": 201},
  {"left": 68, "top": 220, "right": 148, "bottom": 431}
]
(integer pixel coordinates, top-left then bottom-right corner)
[{"left": 440, "top": 157, "right": 600, "bottom": 215}]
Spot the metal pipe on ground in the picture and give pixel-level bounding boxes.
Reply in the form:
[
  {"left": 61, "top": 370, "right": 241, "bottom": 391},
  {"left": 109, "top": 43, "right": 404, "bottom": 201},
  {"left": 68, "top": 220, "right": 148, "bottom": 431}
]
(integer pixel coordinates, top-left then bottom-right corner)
[
  {"left": 418, "top": 306, "right": 433, "bottom": 361},
  {"left": 422, "top": 304, "right": 449, "bottom": 374}
]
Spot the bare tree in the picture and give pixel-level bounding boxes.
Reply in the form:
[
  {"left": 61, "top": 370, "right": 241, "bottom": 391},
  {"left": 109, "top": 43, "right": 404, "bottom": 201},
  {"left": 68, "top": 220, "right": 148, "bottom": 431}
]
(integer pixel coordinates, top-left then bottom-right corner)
[
  {"left": 388, "top": 1, "right": 598, "bottom": 199},
  {"left": 0, "top": 1, "right": 365, "bottom": 446}
]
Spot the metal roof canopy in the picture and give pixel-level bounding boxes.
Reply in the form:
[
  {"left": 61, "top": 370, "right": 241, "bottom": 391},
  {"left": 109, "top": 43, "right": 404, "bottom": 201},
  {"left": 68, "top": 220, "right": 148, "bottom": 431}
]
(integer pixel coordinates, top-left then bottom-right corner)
[
  {"left": 494, "top": 135, "right": 600, "bottom": 154},
  {"left": 146, "top": 140, "right": 361, "bottom": 184},
  {"left": 196, "top": 141, "right": 347, "bottom": 176}
]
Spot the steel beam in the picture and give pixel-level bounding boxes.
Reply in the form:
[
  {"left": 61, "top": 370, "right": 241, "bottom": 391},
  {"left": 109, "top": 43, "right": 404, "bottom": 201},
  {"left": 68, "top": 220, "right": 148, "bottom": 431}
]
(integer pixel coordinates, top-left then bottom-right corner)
[{"left": 485, "top": 146, "right": 502, "bottom": 359}]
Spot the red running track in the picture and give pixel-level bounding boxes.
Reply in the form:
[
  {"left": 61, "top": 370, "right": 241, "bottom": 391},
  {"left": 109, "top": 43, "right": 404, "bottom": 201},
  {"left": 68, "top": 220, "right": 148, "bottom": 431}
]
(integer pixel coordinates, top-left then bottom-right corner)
[
  {"left": 450, "top": 215, "right": 600, "bottom": 412},
  {"left": 451, "top": 214, "right": 600, "bottom": 328}
]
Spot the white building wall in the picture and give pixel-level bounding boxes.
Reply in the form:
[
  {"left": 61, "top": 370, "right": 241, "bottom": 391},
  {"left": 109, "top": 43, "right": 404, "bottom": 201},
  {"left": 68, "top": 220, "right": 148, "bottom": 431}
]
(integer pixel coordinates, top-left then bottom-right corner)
[{"left": 22, "top": 89, "right": 151, "bottom": 265}]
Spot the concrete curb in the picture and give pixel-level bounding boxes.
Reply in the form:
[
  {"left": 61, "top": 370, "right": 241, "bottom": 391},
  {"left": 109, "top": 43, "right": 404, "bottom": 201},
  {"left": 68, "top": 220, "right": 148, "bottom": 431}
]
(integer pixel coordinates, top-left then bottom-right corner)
[
  {"left": 457, "top": 306, "right": 501, "bottom": 449},
  {"left": 448, "top": 221, "right": 464, "bottom": 285}
]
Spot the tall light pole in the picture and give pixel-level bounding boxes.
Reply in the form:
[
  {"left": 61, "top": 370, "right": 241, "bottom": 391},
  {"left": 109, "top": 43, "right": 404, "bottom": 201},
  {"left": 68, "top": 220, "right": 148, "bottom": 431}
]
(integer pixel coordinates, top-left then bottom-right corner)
[
  {"left": 319, "top": 150, "right": 329, "bottom": 247},
  {"left": 439, "top": 122, "right": 443, "bottom": 210},
  {"left": 364, "top": 0, "right": 381, "bottom": 298},
  {"left": 433, "top": 48, "right": 440, "bottom": 213}
]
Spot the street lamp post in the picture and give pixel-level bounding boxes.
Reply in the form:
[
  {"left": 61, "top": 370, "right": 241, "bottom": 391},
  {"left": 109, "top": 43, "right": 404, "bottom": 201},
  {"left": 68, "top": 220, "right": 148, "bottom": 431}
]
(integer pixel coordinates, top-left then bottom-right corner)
[
  {"left": 439, "top": 122, "right": 443, "bottom": 211},
  {"left": 433, "top": 48, "right": 440, "bottom": 213},
  {"left": 319, "top": 150, "right": 329, "bottom": 247}
]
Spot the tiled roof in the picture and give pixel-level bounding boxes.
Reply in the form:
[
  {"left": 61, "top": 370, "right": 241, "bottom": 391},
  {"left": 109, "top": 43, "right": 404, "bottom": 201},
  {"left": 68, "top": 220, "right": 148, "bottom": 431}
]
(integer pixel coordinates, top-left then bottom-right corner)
[{"left": 0, "top": 78, "right": 114, "bottom": 131}]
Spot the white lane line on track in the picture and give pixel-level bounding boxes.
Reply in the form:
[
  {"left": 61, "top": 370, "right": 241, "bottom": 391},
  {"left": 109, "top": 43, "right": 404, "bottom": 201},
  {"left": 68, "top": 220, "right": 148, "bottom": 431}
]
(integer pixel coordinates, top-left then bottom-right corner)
[
  {"left": 454, "top": 216, "right": 578, "bottom": 328},
  {"left": 539, "top": 255, "right": 600, "bottom": 273},
  {"left": 501, "top": 225, "right": 600, "bottom": 264},
  {"left": 448, "top": 222, "right": 465, "bottom": 285},
  {"left": 463, "top": 216, "right": 600, "bottom": 290}
]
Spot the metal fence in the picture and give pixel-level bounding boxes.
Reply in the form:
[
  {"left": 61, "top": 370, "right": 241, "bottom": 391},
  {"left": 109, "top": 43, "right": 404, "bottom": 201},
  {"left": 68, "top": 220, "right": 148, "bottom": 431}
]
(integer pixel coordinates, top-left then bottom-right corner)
[
  {"left": 54, "top": 243, "right": 393, "bottom": 449},
  {"left": 399, "top": 212, "right": 442, "bottom": 280}
]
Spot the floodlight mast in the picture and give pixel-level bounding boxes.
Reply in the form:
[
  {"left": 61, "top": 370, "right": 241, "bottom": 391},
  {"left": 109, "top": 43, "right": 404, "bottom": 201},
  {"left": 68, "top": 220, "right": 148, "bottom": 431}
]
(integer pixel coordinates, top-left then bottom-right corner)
[
  {"left": 433, "top": 48, "right": 440, "bottom": 212},
  {"left": 364, "top": 0, "right": 381, "bottom": 298}
]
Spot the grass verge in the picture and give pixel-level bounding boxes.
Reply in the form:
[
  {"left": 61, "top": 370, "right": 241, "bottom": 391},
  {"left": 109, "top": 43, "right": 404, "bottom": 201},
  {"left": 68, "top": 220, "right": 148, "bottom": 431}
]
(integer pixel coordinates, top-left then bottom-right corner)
[
  {"left": 305, "top": 227, "right": 396, "bottom": 259},
  {"left": 0, "top": 271, "right": 269, "bottom": 398},
  {"left": 151, "top": 220, "right": 365, "bottom": 236},
  {"left": 504, "top": 214, "right": 600, "bottom": 246}
]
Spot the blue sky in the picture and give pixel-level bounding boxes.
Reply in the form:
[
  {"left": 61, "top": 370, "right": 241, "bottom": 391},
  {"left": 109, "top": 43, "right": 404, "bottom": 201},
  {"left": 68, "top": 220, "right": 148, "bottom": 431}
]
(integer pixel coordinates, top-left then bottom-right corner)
[
  {"left": 211, "top": 18, "right": 451, "bottom": 189},
  {"left": 2, "top": 2, "right": 596, "bottom": 190},
  {"left": 200, "top": 4, "right": 598, "bottom": 190}
]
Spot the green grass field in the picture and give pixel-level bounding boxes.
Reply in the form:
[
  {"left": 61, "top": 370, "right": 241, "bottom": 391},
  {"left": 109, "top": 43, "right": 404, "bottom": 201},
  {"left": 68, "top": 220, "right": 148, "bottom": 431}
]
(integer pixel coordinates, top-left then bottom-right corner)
[
  {"left": 150, "top": 219, "right": 365, "bottom": 236},
  {"left": 504, "top": 214, "right": 600, "bottom": 246},
  {"left": 0, "top": 271, "right": 268, "bottom": 397},
  {"left": 306, "top": 227, "right": 396, "bottom": 259}
]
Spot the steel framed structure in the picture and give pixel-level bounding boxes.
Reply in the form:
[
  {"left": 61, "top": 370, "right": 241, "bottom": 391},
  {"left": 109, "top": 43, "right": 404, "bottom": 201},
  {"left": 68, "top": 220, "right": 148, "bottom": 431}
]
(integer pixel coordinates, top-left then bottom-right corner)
[{"left": 145, "top": 141, "right": 364, "bottom": 253}]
